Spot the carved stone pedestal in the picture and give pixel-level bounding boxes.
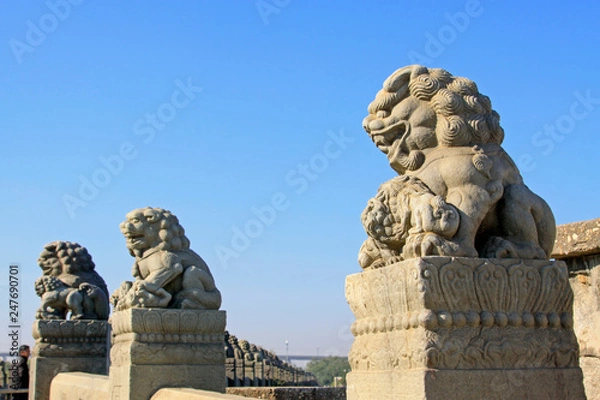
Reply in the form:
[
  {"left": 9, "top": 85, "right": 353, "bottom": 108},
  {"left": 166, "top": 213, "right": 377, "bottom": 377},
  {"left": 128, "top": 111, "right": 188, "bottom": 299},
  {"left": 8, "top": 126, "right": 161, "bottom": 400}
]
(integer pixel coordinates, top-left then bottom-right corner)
[
  {"left": 226, "top": 357, "right": 237, "bottom": 386},
  {"left": 345, "top": 257, "right": 586, "bottom": 400},
  {"left": 30, "top": 320, "right": 109, "bottom": 400},
  {"left": 244, "top": 361, "right": 255, "bottom": 386},
  {"left": 109, "top": 308, "right": 226, "bottom": 400},
  {"left": 235, "top": 359, "right": 245, "bottom": 386}
]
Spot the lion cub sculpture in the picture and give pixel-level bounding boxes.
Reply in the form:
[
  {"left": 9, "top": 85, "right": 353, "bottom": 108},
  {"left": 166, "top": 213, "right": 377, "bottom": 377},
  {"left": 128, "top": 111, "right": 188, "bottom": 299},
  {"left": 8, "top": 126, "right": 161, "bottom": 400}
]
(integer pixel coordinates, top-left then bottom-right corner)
[
  {"left": 359, "top": 65, "right": 556, "bottom": 269},
  {"left": 111, "top": 207, "right": 222, "bottom": 310}
]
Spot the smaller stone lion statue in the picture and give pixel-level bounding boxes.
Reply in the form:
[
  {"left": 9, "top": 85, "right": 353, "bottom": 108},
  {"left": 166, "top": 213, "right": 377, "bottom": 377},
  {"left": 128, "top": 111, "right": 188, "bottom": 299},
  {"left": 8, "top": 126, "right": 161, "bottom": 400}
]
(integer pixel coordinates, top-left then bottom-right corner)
[
  {"left": 35, "top": 241, "right": 109, "bottom": 320},
  {"left": 34, "top": 276, "right": 108, "bottom": 320},
  {"left": 111, "top": 207, "right": 222, "bottom": 311}
]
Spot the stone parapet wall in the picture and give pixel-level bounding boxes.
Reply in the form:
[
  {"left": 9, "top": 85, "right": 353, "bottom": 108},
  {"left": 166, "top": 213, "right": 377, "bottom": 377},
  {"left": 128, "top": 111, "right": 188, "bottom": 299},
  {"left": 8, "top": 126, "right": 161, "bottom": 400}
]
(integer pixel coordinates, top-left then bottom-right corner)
[
  {"left": 552, "top": 217, "right": 600, "bottom": 399},
  {"left": 226, "top": 387, "right": 346, "bottom": 400},
  {"left": 225, "top": 333, "right": 317, "bottom": 388},
  {"left": 49, "top": 372, "right": 110, "bottom": 400},
  {"left": 553, "top": 218, "right": 600, "bottom": 259}
]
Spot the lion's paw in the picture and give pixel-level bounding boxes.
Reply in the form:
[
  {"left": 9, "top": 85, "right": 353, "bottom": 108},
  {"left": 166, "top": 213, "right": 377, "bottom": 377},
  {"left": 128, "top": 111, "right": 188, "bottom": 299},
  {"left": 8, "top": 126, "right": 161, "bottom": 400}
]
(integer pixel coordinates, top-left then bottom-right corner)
[
  {"left": 483, "top": 237, "right": 519, "bottom": 259},
  {"left": 484, "top": 236, "right": 546, "bottom": 259},
  {"left": 403, "top": 233, "right": 453, "bottom": 258}
]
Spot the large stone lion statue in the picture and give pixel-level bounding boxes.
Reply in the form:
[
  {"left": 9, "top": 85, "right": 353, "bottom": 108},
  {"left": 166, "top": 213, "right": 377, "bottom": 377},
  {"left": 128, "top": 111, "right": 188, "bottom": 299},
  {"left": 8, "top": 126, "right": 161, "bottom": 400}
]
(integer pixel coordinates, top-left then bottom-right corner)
[
  {"left": 359, "top": 65, "right": 555, "bottom": 269},
  {"left": 36, "top": 241, "right": 109, "bottom": 319},
  {"left": 111, "top": 207, "right": 222, "bottom": 310}
]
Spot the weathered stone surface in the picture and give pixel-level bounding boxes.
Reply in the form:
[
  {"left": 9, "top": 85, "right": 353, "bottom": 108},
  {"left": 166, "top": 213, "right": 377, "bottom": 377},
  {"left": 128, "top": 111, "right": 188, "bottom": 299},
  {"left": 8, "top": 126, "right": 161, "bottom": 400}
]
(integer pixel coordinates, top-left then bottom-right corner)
[
  {"left": 347, "top": 368, "right": 585, "bottom": 400},
  {"left": 35, "top": 241, "right": 109, "bottom": 320},
  {"left": 345, "top": 257, "right": 585, "bottom": 399},
  {"left": 581, "top": 357, "right": 600, "bottom": 399},
  {"left": 153, "top": 388, "right": 251, "bottom": 399},
  {"left": 49, "top": 372, "right": 109, "bottom": 400},
  {"left": 553, "top": 218, "right": 600, "bottom": 258},
  {"left": 30, "top": 320, "right": 109, "bottom": 400},
  {"left": 111, "top": 207, "right": 221, "bottom": 311},
  {"left": 32, "top": 319, "right": 110, "bottom": 357},
  {"left": 226, "top": 387, "right": 347, "bottom": 400},
  {"left": 358, "top": 65, "right": 556, "bottom": 270},
  {"left": 552, "top": 219, "right": 600, "bottom": 400},
  {"left": 566, "top": 256, "right": 600, "bottom": 358},
  {"left": 109, "top": 308, "right": 226, "bottom": 400},
  {"left": 50, "top": 375, "right": 254, "bottom": 400}
]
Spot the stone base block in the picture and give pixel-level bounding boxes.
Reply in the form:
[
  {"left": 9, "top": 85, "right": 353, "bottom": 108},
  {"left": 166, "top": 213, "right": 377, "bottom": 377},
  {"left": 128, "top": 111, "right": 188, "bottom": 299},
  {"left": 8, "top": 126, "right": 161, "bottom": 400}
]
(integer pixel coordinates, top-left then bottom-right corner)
[
  {"left": 347, "top": 368, "right": 586, "bottom": 400},
  {"left": 30, "top": 320, "right": 109, "bottom": 400},
  {"left": 109, "top": 308, "right": 227, "bottom": 400},
  {"left": 346, "top": 258, "right": 587, "bottom": 399},
  {"left": 49, "top": 372, "right": 109, "bottom": 400},
  {"left": 581, "top": 357, "right": 600, "bottom": 399}
]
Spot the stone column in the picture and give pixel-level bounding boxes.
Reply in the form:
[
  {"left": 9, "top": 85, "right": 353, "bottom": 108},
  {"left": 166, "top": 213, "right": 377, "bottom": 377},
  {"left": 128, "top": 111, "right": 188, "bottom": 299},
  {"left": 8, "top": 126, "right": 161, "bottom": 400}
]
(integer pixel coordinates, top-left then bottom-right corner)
[
  {"left": 226, "top": 357, "right": 237, "bottom": 387},
  {"left": 553, "top": 218, "right": 600, "bottom": 399},
  {"left": 254, "top": 360, "right": 264, "bottom": 386},
  {"left": 346, "top": 257, "right": 586, "bottom": 400},
  {"left": 234, "top": 357, "right": 245, "bottom": 386},
  {"left": 109, "top": 308, "right": 226, "bottom": 400},
  {"left": 264, "top": 359, "right": 272, "bottom": 386},
  {"left": 29, "top": 320, "right": 109, "bottom": 400},
  {"left": 244, "top": 360, "right": 255, "bottom": 386}
]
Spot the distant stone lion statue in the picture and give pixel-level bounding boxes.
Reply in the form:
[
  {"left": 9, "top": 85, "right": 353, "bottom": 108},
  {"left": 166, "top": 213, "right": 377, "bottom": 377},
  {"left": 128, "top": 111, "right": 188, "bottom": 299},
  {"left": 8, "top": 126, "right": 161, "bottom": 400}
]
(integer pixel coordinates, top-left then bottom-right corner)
[
  {"left": 35, "top": 241, "right": 109, "bottom": 319},
  {"left": 111, "top": 207, "right": 222, "bottom": 310},
  {"left": 359, "top": 65, "right": 555, "bottom": 268}
]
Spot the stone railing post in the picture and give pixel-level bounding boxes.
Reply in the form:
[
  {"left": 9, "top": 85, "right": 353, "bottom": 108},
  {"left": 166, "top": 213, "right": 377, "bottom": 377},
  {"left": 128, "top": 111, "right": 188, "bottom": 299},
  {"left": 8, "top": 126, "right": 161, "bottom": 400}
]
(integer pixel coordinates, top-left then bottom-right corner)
[
  {"left": 30, "top": 320, "right": 109, "bottom": 400},
  {"left": 346, "top": 257, "right": 585, "bottom": 399},
  {"left": 109, "top": 308, "right": 226, "bottom": 399}
]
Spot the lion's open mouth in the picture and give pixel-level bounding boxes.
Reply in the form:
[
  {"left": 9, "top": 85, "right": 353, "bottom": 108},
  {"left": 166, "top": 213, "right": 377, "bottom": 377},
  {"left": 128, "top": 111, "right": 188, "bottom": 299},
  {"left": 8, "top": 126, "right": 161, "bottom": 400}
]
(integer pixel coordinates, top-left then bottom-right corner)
[{"left": 124, "top": 233, "right": 144, "bottom": 243}]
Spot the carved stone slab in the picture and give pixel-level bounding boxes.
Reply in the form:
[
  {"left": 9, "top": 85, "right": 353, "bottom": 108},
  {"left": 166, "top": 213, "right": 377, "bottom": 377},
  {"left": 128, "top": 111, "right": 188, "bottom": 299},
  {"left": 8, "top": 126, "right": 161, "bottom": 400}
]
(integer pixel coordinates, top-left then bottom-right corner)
[
  {"left": 30, "top": 320, "right": 109, "bottom": 400},
  {"left": 345, "top": 257, "right": 586, "bottom": 399},
  {"left": 109, "top": 308, "right": 226, "bottom": 400}
]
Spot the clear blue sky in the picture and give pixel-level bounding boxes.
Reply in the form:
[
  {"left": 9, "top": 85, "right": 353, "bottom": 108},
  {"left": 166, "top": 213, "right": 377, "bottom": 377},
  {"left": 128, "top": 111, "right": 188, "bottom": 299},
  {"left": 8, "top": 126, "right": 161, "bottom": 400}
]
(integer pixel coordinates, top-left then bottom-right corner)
[{"left": 1, "top": 1, "right": 599, "bottom": 360}]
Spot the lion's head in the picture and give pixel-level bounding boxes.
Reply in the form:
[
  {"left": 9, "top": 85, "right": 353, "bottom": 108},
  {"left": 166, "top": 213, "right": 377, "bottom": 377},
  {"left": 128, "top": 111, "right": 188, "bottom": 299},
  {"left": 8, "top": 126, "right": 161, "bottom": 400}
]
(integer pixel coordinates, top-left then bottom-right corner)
[
  {"left": 239, "top": 340, "right": 250, "bottom": 351},
  {"left": 120, "top": 207, "right": 190, "bottom": 258},
  {"left": 363, "top": 65, "right": 504, "bottom": 173},
  {"left": 37, "top": 241, "right": 96, "bottom": 277}
]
